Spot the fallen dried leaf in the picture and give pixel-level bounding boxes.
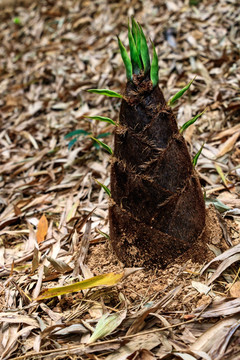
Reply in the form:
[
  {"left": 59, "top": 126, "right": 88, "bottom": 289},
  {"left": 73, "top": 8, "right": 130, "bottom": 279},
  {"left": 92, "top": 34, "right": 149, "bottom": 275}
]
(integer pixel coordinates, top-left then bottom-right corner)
[
  {"left": 36, "top": 272, "right": 124, "bottom": 300},
  {"left": 36, "top": 214, "right": 48, "bottom": 244},
  {"left": 88, "top": 310, "right": 127, "bottom": 343},
  {"left": 229, "top": 281, "right": 240, "bottom": 298},
  {"left": 216, "top": 132, "right": 240, "bottom": 158}
]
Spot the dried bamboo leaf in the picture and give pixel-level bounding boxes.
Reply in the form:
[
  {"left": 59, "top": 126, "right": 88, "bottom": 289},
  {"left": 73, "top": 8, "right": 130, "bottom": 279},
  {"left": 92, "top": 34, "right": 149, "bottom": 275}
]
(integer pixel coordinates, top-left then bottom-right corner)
[
  {"left": 190, "top": 316, "right": 240, "bottom": 358},
  {"left": 229, "top": 281, "right": 240, "bottom": 298},
  {"left": 127, "top": 286, "right": 181, "bottom": 335},
  {"left": 88, "top": 310, "right": 127, "bottom": 343},
  {"left": 46, "top": 257, "right": 73, "bottom": 273},
  {"left": 201, "top": 243, "right": 240, "bottom": 284},
  {"left": 195, "top": 298, "right": 240, "bottom": 318},
  {"left": 36, "top": 272, "right": 124, "bottom": 300},
  {"left": 207, "top": 253, "right": 240, "bottom": 285},
  {"left": 216, "top": 132, "right": 239, "bottom": 158},
  {"left": 1, "top": 325, "right": 36, "bottom": 360},
  {"left": 106, "top": 333, "right": 161, "bottom": 360},
  {"left": 0, "top": 314, "right": 39, "bottom": 327},
  {"left": 191, "top": 281, "right": 211, "bottom": 295},
  {"left": 32, "top": 265, "right": 44, "bottom": 299},
  {"left": 32, "top": 245, "right": 40, "bottom": 273},
  {"left": 132, "top": 349, "right": 157, "bottom": 360},
  {"left": 169, "top": 353, "right": 197, "bottom": 360},
  {"left": 212, "top": 124, "right": 240, "bottom": 141},
  {"left": 41, "top": 323, "right": 89, "bottom": 338}
]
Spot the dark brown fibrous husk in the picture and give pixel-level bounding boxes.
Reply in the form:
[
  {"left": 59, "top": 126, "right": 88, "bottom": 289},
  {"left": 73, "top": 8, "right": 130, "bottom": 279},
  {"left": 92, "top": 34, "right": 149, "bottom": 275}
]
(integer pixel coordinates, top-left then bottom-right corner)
[{"left": 109, "top": 74, "right": 206, "bottom": 268}]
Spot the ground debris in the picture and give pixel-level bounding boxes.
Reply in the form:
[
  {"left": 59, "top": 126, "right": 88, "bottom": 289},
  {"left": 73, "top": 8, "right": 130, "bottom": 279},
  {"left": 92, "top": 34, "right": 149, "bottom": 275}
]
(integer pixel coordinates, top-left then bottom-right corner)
[{"left": 0, "top": 0, "right": 239, "bottom": 359}]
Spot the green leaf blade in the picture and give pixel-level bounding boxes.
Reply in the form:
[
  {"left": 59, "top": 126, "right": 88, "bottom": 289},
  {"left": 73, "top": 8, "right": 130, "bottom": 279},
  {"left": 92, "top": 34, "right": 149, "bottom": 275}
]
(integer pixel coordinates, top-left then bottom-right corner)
[
  {"left": 117, "top": 36, "right": 132, "bottom": 81},
  {"left": 94, "top": 178, "right": 111, "bottom": 197},
  {"left": 193, "top": 143, "right": 205, "bottom": 167},
  {"left": 64, "top": 129, "right": 90, "bottom": 139},
  {"left": 96, "top": 132, "right": 111, "bottom": 139},
  {"left": 150, "top": 42, "right": 159, "bottom": 87},
  {"left": 131, "top": 17, "right": 141, "bottom": 57},
  {"left": 180, "top": 109, "right": 206, "bottom": 134},
  {"left": 13, "top": 17, "right": 21, "bottom": 25},
  {"left": 86, "top": 115, "right": 117, "bottom": 126},
  {"left": 67, "top": 138, "right": 78, "bottom": 149},
  {"left": 139, "top": 24, "right": 150, "bottom": 74},
  {"left": 87, "top": 89, "right": 123, "bottom": 98},
  {"left": 90, "top": 136, "right": 113, "bottom": 155},
  {"left": 128, "top": 22, "right": 142, "bottom": 74},
  {"left": 96, "top": 229, "right": 110, "bottom": 239},
  {"left": 168, "top": 77, "right": 196, "bottom": 107}
]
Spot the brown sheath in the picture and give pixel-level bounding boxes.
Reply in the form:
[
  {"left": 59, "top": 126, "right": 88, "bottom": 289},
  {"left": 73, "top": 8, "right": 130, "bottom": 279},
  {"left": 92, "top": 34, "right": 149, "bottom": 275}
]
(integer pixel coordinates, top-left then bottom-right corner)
[{"left": 109, "top": 74, "right": 206, "bottom": 268}]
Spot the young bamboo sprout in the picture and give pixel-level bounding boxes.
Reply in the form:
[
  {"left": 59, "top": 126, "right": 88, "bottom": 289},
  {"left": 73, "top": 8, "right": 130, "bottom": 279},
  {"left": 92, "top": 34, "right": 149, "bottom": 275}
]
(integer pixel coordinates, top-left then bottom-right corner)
[{"left": 90, "top": 19, "right": 206, "bottom": 268}]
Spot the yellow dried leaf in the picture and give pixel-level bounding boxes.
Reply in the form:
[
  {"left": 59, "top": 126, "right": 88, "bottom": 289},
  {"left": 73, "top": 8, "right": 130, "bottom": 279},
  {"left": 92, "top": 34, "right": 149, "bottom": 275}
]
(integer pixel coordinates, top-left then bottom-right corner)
[
  {"left": 215, "top": 164, "right": 228, "bottom": 186},
  {"left": 36, "top": 272, "right": 124, "bottom": 301},
  {"left": 36, "top": 214, "right": 48, "bottom": 244}
]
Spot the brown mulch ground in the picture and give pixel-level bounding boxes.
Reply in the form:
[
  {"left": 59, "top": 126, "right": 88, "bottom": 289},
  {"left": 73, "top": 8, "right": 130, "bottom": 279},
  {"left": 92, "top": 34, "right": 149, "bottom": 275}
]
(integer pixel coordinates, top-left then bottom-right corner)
[{"left": 0, "top": 0, "right": 239, "bottom": 359}]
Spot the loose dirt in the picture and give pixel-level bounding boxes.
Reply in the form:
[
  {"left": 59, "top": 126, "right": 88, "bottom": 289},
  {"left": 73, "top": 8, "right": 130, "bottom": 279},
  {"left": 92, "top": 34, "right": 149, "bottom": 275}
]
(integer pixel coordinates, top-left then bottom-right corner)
[{"left": 87, "top": 206, "right": 226, "bottom": 312}]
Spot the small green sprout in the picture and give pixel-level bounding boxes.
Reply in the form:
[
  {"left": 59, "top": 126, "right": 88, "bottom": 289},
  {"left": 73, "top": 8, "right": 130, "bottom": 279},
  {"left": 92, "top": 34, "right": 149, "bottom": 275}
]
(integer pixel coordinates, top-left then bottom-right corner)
[
  {"left": 131, "top": 17, "right": 141, "bottom": 57},
  {"left": 193, "top": 142, "right": 205, "bottom": 167},
  {"left": 85, "top": 115, "right": 117, "bottom": 126},
  {"left": 65, "top": 130, "right": 111, "bottom": 150},
  {"left": 139, "top": 24, "right": 150, "bottom": 74},
  {"left": 90, "top": 137, "right": 113, "bottom": 155},
  {"left": 168, "top": 77, "right": 196, "bottom": 107},
  {"left": 87, "top": 89, "right": 123, "bottom": 98},
  {"left": 150, "top": 42, "right": 159, "bottom": 87},
  {"left": 94, "top": 178, "right": 111, "bottom": 197},
  {"left": 117, "top": 36, "right": 132, "bottom": 81},
  {"left": 128, "top": 21, "right": 142, "bottom": 74},
  {"left": 180, "top": 109, "right": 206, "bottom": 134},
  {"left": 13, "top": 17, "right": 21, "bottom": 25},
  {"left": 117, "top": 18, "right": 159, "bottom": 87}
]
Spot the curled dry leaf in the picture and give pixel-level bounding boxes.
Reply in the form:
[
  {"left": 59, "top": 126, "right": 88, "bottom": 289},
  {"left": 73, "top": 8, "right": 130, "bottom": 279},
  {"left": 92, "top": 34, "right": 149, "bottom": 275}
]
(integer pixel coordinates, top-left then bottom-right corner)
[
  {"left": 190, "top": 316, "right": 240, "bottom": 358},
  {"left": 194, "top": 298, "right": 240, "bottom": 318},
  {"left": 201, "top": 243, "right": 240, "bottom": 285}
]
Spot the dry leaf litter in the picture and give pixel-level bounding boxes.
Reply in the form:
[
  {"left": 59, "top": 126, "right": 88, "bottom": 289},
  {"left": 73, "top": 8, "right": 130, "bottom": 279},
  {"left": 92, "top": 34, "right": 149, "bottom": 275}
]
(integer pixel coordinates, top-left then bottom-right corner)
[{"left": 0, "top": 0, "right": 239, "bottom": 359}]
